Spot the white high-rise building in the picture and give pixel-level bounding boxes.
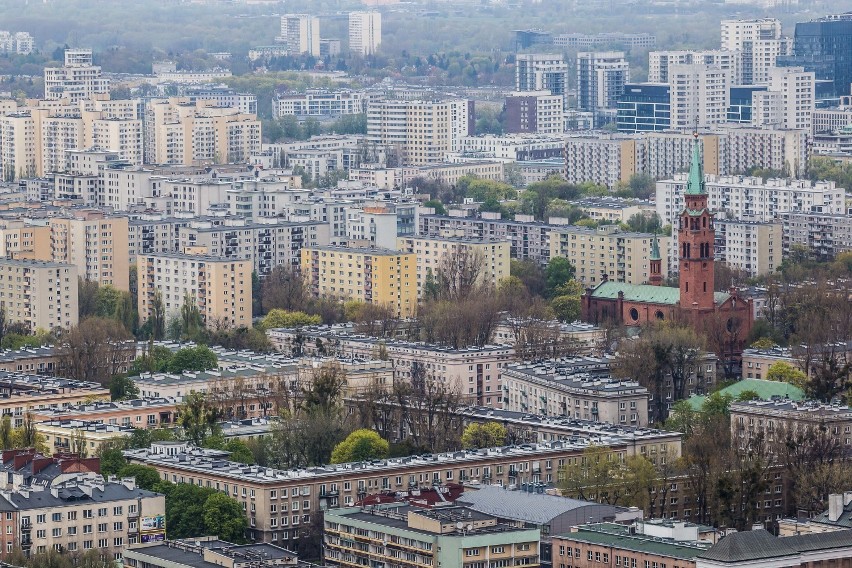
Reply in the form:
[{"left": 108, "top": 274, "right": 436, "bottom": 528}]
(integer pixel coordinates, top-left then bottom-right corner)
[
  {"left": 277, "top": 14, "right": 320, "bottom": 57},
  {"left": 720, "top": 18, "right": 791, "bottom": 85},
  {"left": 752, "top": 66, "right": 815, "bottom": 131},
  {"left": 649, "top": 50, "right": 740, "bottom": 84},
  {"left": 349, "top": 11, "right": 382, "bottom": 56},
  {"left": 43, "top": 48, "right": 109, "bottom": 103},
  {"left": 668, "top": 64, "right": 730, "bottom": 129},
  {"left": 576, "top": 51, "right": 629, "bottom": 112}
]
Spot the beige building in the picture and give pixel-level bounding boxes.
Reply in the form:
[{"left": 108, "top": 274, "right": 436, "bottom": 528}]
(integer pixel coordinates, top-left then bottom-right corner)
[
  {"left": 0, "top": 221, "right": 52, "bottom": 260},
  {"left": 568, "top": 197, "right": 656, "bottom": 224},
  {"left": 0, "top": 258, "right": 78, "bottom": 332},
  {"left": 549, "top": 224, "right": 669, "bottom": 287},
  {"left": 37, "top": 419, "right": 134, "bottom": 456},
  {"left": 396, "top": 236, "right": 510, "bottom": 296},
  {"left": 715, "top": 218, "right": 782, "bottom": 277},
  {"left": 349, "top": 11, "right": 382, "bottom": 55},
  {"left": 138, "top": 252, "right": 252, "bottom": 330},
  {"left": 0, "top": 371, "right": 109, "bottom": 426},
  {"left": 144, "top": 98, "right": 261, "bottom": 166},
  {"left": 366, "top": 99, "right": 471, "bottom": 165},
  {"left": 301, "top": 246, "right": 417, "bottom": 317},
  {"left": 43, "top": 48, "right": 110, "bottom": 103}
]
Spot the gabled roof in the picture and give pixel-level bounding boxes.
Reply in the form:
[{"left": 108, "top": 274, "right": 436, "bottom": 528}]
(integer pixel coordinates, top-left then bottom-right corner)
[
  {"left": 589, "top": 281, "right": 729, "bottom": 307},
  {"left": 697, "top": 529, "right": 797, "bottom": 563},
  {"left": 685, "top": 138, "right": 706, "bottom": 196}
]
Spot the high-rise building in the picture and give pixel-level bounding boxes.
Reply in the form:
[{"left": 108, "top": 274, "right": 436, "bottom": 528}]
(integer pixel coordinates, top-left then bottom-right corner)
[
  {"left": 576, "top": 51, "right": 630, "bottom": 118},
  {"left": 668, "top": 64, "right": 730, "bottom": 129},
  {"left": 720, "top": 18, "right": 791, "bottom": 85},
  {"left": 366, "top": 99, "right": 472, "bottom": 165},
  {"left": 43, "top": 48, "right": 109, "bottom": 103},
  {"left": 784, "top": 13, "right": 852, "bottom": 97},
  {"left": 649, "top": 50, "right": 741, "bottom": 84},
  {"left": 616, "top": 83, "right": 671, "bottom": 132},
  {"left": 503, "top": 90, "right": 564, "bottom": 134},
  {"left": 276, "top": 14, "right": 320, "bottom": 57},
  {"left": 348, "top": 11, "right": 382, "bottom": 56},
  {"left": 0, "top": 259, "right": 78, "bottom": 332},
  {"left": 751, "top": 66, "right": 815, "bottom": 131},
  {"left": 714, "top": 218, "right": 782, "bottom": 277},
  {"left": 516, "top": 53, "right": 569, "bottom": 100}
]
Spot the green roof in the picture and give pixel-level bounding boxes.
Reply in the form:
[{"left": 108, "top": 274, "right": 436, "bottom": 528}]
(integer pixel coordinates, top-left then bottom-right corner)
[
  {"left": 685, "top": 138, "right": 706, "bottom": 195},
  {"left": 650, "top": 234, "right": 661, "bottom": 261},
  {"left": 558, "top": 524, "right": 710, "bottom": 560},
  {"left": 685, "top": 378, "right": 806, "bottom": 410},
  {"left": 590, "top": 282, "right": 730, "bottom": 307}
]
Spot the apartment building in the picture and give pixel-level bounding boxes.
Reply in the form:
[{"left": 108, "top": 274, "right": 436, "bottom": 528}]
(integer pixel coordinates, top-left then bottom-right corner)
[
  {"left": 720, "top": 18, "right": 790, "bottom": 85},
  {"left": 43, "top": 48, "right": 109, "bottom": 103},
  {"left": 396, "top": 236, "right": 510, "bottom": 296},
  {"left": 0, "top": 474, "right": 164, "bottom": 560},
  {"left": 0, "top": 259, "right": 78, "bottom": 332},
  {"left": 668, "top": 64, "right": 730, "bottom": 129},
  {"left": 813, "top": 107, "right": 852, "bottom": 134},
  {"left": 731, "top": 399, "right": 852, "bottom": 453},
  {"left": 125, "top": 439, "right": 649, "bottom": 544},
  {"left": 30, "top": 398, "right": 181, "bottom": 429},
  {"left": 0, "top": 31, "right": 34, "bottom": 55},
  {"left": 348, "top": 11, "right": 382, "bottom": 56},
  {"left": 267, "top": 327, "right": 514, "bottom": 407},
  {"left": 549, "top": 224, "right": 669, "bottom": 287},
  {"left": 144, "top": 98, "right": 261, "bottom": 166},
  {"left": 137, "top": 252, "right": 251, "bottom": 329},
  {"left": 419, "top": 213, "right": 553, "bottom": 265},
  {"left": 577, "top": 52, "right": 629, "bottom": 114},
  {"left": 569, "top": 197, "right": 655, "bottom": 224},
  {"left": 502, "top": 359, "right": 649, "bottom": 424},
  {"left": 695, "top": 527, "right": 852, "bottom": 568},
  {"left": 300, "top": 246, "right": 416, "bottom": 317},
  {"left": 649, "top": 49, "right": 740, "bottom": 83},
  {"left": 714, "top": 218, "right": 782, "bottom": 277},
  {"left": 125, "top": 538, "right": 303, "bottom": 568},
  {"left": 37, "top": 420, "right": 134, "bottom": 455},
  {"left": 179, "top": 218, "right": 326, "bottom": 276},
  {"left": 721, "top": 126, "right": 808, "bottom": 178},
  {"left": 366, "top": 99, "right": 472, "bottom": 165},
  {"left": 0, "top": 372, "right": 109, "bottom": 425},
  {"left": 504, "top": 91, "right": 564, "bottom": 135},
  {"left": 46, "top": 210, "right": 130, "bottom": 290},
  {"left": 324, "top": 505, "right": 540, "bottom": 568},
  {"left": 0, "top": 221, "right": 51, "bottom": 260},
  {"left": 277, "top": 15, "right": 320, "bottom": 57},
  {"left": 516, "top": 54, "right": 569, "bottom": 107},
  {"left": 127, "top": 215, "right": 187, "bottom": 261},
  {"left": 752, "top": 67, "right": 815, "bottom": 131},
  {"left": 563, "top": 135, "right": 638, "bottom": 189},
  {"left": 272, "top": 90, "right": 366, "bottom": 120},
  {"left": 457, "top": 134, "right": 566, "bottom": 161},
  {"left": 782, "top": 211, "right": 852, "bottom": 260}
]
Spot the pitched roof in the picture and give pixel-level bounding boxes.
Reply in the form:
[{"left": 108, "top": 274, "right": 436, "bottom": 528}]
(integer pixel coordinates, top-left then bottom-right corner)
[
  {"left": 650, "top": 234, "right": 661, "bottom": 261},
  {"left": 685, "top": 138, "right": 706, "bottom": 196},
  {"left": 456, "top": 485, "right": 622, "bottom": 525},
  {"left": 697, "top": 529, "right": 798, "bottom": 563},
  {"left": 784, "top": 529, "right": 852, "bottom": 552},
  {"left": 685, "top": 378, "right": 806, "bottom": 410},
  {"left": 589, "top": 281, "right": 729, "bottom": 307}
]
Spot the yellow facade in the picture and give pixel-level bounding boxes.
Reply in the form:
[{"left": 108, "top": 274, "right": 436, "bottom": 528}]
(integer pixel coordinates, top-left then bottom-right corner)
[
  {"left": 301, "top": 246, "right": 416, "bottom": 317},
  {"left": 0, "top": 223, "right": 52, "bottom": 260},
  {"left": 48, "top": 212, "right": 130, "bottom": 291}
]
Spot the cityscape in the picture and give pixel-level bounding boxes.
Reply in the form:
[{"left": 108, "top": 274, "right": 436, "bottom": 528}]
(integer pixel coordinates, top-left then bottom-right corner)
[{"left": 0, "top": 0, "right": 850, "bottom": 567}]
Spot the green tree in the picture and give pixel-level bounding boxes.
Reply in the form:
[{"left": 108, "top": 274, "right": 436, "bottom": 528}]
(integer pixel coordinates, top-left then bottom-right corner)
[
  {"left": 559, "top": 445, "right": 625, "bottom": 505},
  {"left": 203, "top": 493, "right": 248, "bottom": 543},
  {"left": 330, "top": 429, "right": 390, "bottom": 463},
  {"left": 460, "top": 422, "right": 507, "bottom": 449},
  {"left": 177, "top": 392, "right": 221, "bottom": 446},
  {"left": 129, "top": 345, "right": 175, "bottom": 375},
  {"left": 261, "top": 309, "right": 321, "bottom": 330},
  {"left": 545, "top": 257, "right": 576, "bottom": 298},
  {"left": 551, "top": 279, "right": 584, "bottom": 322},
  {"left": 0, "top": 415, "right": 12, "bottom": 449},
  {"left": 168, "top": 346, "right": 218, "bottom": 374},
  {"left": 423, "top": 199, "right": 446, "bottom": 215},
  {"left": 118, "top": 464, "right": 161, "bottom": 490},
  {"left": 766, "top": 361, "right": 808, "bottom": 390},
  {"left": 109, "top": 375, "right": 139, "bottom": 401},
  {"left": 98, "top": 448, "right": 127, "bottom": 476}
]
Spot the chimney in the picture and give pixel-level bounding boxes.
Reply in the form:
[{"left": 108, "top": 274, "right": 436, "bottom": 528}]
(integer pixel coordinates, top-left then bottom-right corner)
[
  {"left": 843, "top": 492, "right": 852, "bottom": 507},
  {"left": 828, "top": 494, "right": 844, "bottom": 522}
]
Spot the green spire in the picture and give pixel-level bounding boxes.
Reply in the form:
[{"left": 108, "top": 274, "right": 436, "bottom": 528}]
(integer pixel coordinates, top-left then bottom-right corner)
[
  {"left": 650, "top": 233, "right": 661, "bottom": 260},
  {"left": 685, "top": 136, "right": 706, "bottom": 195}
]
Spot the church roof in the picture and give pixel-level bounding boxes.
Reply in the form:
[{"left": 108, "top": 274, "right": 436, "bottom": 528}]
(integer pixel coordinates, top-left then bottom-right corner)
[
  {"left": 649, "top": 234, "right": 661, "bottom": 261},
  {"left": 685, "top": 137, "right": 706, "bottom": 196},
  {"left": 589, "top": 281, "right": 730, "bottom": 306}
]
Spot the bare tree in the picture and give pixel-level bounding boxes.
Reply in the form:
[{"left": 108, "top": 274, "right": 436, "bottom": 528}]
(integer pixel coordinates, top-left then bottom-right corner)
[
  {"left": 437, "top": 247, "right": 486, "bottom": 302},
  {"left": 57, "top": 317, "right": 134, "bottom": 385},
  {"left": 261, "top": 265, "right": 308, "bottom": 313}
]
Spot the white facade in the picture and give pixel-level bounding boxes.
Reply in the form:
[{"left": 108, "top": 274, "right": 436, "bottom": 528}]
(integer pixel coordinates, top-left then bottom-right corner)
[
  {"left": 649, "top": 50, "right": 740, "bottom": 84},
  {"left": 577, "top": 51, "right": 630, "bottom": 111},
  {"left": 0, "top": 31, "right": 34, "bottom": 54},
  {"left": 668, "top": 64, "right": 730, "bottom": 129},
  {"left": 720, "top": 18, "right": 791, "bottom": 85},
  {"left": 349, "top": 11, "right": 382, "bottom": 56},
  {"left": 715, "top": 218, "right": 783, "bottom": 277},
  {"left": 752, "top": 67, "right": 815, "bottom": 131},
  {"left": 272, "top": 90, "right": 366, "bottom": 119},
  {"left": 277, "top": 14, "right": 320, "bottom": 56},
  {"left": 43, "top": 49, "right": 109, "bottom": 103}
]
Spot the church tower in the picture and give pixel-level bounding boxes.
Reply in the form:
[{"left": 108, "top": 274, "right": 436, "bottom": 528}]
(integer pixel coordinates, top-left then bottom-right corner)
[
  {"left": 649, "top": 233, "right": 663, "bottom": 286},
  {"left": 679, "top": 136, "right": 715, "bottom": 312}
]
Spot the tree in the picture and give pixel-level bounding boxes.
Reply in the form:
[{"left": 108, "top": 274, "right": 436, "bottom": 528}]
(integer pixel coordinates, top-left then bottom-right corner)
[
  {"left": 261, "top": 309, "right": 321, "bottom": 330},
  {"left": 559, "top": 445, "right": 625, "bottom": 505},
  {"left": 302, "top": 362, "right": 346, "bottom": 415},
  {"left": 460, "top": 422, "right": 506, "bottom": 449},
  {"left": 57, "top": 317, "right": 134, "bottom": 385},
  {"left": 330, "top": 429, "right": 390, "bottom": 463},
  {"left": 510, "top": 259, "right": 546, "bottom": 298},
  {"left": 117, "top": 464, "right": 161, "bottom": 490},
  {"left": 766, "top": 361, "right": 808, "bottom": 389},
  {"left": 98, "top": 447, "right": 127, "bottom": 476},
  {"left": 177, "top": 392, "right": 221, "bottom": 446},
  {"left": 129, "top": 345, "right": 176, "bottom": 375},
  {"left": 109, "top": 375, "right": 139, "bottom": 400},
  {"left": 545, "top": 257, "right": 575, "bottom": 299},
  {"left": 551, "top": 280, "right": 584, "bottom": 322},
  {"left": 203, "top": 493, "right": 248, "bottom": 543},
  {"left": 168, "top": 346, "right": 218, "bottom": 374},
  {"left": 260, "top": 265, "right": 308, "bottom": 312}
]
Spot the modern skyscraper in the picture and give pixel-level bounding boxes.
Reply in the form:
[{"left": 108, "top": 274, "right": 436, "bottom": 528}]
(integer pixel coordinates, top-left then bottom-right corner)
[
  {"left": 787, "top": 13, "right": 852, "bottom": 97},
  {"left": 277, "top": 14, "right": 320, "bottom": 57},
  {"left": 720, "top": 18, "right": 791, "bottom": 85},
  {"left": 349, "top": 11, "right": 382, "bottom": 56},
  {"left": 515, "top": 53, "right": 569, "bottom": 104},
  {"left": 576, "top": 52, "right": 629, "bottom": 117}
]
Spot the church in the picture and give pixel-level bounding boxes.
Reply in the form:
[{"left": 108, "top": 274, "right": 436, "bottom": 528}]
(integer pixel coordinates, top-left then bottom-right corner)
[{"left": 581, "top": 138, "right": 754, "bottom": 353}]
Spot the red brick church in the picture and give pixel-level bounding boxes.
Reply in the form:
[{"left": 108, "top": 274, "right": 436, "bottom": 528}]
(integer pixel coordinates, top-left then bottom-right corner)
[{"left": 581, "top": 138, "right": 753, "bottom": 354}]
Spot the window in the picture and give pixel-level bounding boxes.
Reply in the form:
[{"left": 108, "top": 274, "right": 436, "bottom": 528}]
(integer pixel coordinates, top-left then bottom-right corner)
[
  {"left": 36, "top": 514, "right": 46, "bottom": 524},
  {"left": 98, "top": 523, "right": 108, "bottom": 533},
  {"left": 36, "top": 530, "right": 46, "bottom": 539},
  {"left": 51, "top": 528, "right": 61, "bottom": 538},
  {"left": 114, "top": 522, "right": 123, "bottom": 531},
  {"left": 83, "top": 525, "right": 92, "bottom": 534},
  {"left": 465, "top": 549, "right": 480, "bottom": 557},
  {"left": 113, "top": 506, "right": 123, "bottom": 515},
  {"left": 97, "top": 508, "right": 108, "bottom": 517},
  {"left": 52, "top": 513, "right": 61, "bottom": 522}
]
